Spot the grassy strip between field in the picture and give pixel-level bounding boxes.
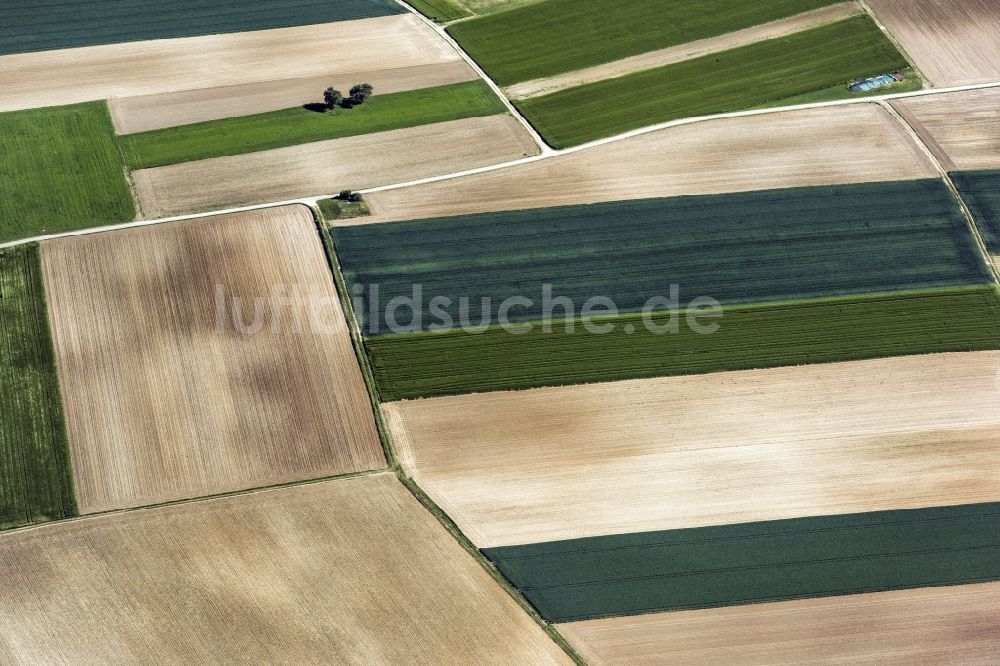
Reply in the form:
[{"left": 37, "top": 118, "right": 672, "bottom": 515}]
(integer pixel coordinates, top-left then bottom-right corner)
[
  {"left": 0, "top": 244, "right": 77, "bottom": 530},
  {"left": 484, "top": 503, "right": 1000, "bottom": 622},
  {"left": 0, "top": 0, "right": 404, "bottom": 56},
  {"left": 335, "top": 179, "right": 991, "bottom": 334},
  {"left": 366, "top": 286, "right": 1000, "bottom": 400},
  {"left": 120, "top": 80, "right": 507, "bottom": 169},
  {"left": 319, "top": 199, "right": 372, "bottom": 222},
  {"left": 407, "top": 0, "right": 471, "bottom": 22},
  {"left": 516, "top": 15, "right": 909, "bottom": 148},
  {"left": 951, "top": 170, "right": 1000, "bottom": 255},
  {"left": 0, "top": 101, "right": 135, "bottom": 244},
  {"left": 751, "top": 67, "right": 923, "bottom": 109},
  {"left": 448, "top": 0, "right": 839, "bottom": 85}
]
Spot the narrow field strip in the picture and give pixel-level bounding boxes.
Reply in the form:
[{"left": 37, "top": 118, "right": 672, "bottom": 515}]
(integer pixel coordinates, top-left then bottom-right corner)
[
  {"left": 447, "top": 0, "right": 840, "bottom": 85},
  {"left": 0, "top": 474, "right": 571, "bottom": 664},
  {"left": 120, "top": 81, "right": 506, "bottom": 169},
  {"left": 953, "top": 170, "right": 1000, "bottom": 254},
  {"left": 516, "top": 15, "right": 909, "bottom": 148},
  {"left": 367, "top": 287, "right": 1000, "bottom": 399},
  {"left": 0, "top": 102, "right": 134, "bottom": 244},
  {"left": 0, "top": 0, "right": 404, "bottom": 55},
  {"left": 559, "top": 582, "right": 1000, "bottom": 665},
  {"left": 485, "top": 503, "right": 1000, "bottom": 621},
  {"left": 336, "top": 179, "right": 988, "bottom": 334},
  {"left": 0, "top": 245, "right": 76, "bottom": 530}
]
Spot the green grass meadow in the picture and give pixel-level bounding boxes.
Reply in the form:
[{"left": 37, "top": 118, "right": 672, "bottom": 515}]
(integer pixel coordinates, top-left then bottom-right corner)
[
  {"left": 448, "top": 0, "right": 839, "bottom": 85},
  {"left": 0, "top": 244, "right": 77, "bottom": 530},
  {"left": 0, "top": 102, "right": 135, "bottom": 244},
  {"left": 486, "top": 503, "right": 1000, "bottom": 621},
  {"left": 366, "top": 287, "right": 1000, "bottom": 400},
  {"left": 120, "top": 81, "right": 507, "bottom": 169},
  {"left": 516, "top": 15, "right": 909, "bottom": 148},
  {"left": 408, "top": 0, "right": 471, "bottom": 21}
]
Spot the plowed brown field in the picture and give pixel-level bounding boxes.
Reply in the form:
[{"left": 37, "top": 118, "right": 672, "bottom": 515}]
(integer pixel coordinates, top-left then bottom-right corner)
[
  {"left": 359, "top": 104, "right": 935, "bottom": 224},
  {"left": 385, "top": 352, "right": 1000, "bottom": 547},
  {"left": 560, "top": 582, "right": 1000, "bottom": 665},
  {"left": 41, "top": 205, "right": 384, "bottom": 513},
  {"left": 133, "top": 115, "right": 540, "bottom": 218},
  {"left": 866, "top": 0, "right": 1000, "bottom": 86},
  {"left": 0, "top": 15, "right": 459, "bottom": 114},
  {"left": 893, "top": 88, "right": 1000, "bottom": 170},
  {"left": 0, "top": 474, "right": 571, "bottom": 664}
]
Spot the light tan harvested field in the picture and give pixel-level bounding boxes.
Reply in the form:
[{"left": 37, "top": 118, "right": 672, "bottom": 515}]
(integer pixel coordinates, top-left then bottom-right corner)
[
  {"left": 893, "top": 88, "right": 1000, "bottom": 171},
  {"left": 560, "top": 582, "right": 1000, "bottom": 665},
  {"left": 0, "top": 474, "right": 571, "bottom": 665},
  {"left": 111, "top": 61, "right": 476, "bottom": 134},
  {"left": 866, "top": 0, "right": 1000, "bottom": 86},
  {"left": 359, "top": 104, "right": 935, "bottom": 224},
  {"left": 506, "top": 3, "right": 860, "bottom": 98},
  {"left": 133, "top": 114, "right": 540, "bottom": 218},
  {"left": 41, "top": 206, "right": 384, "bottom": 513},
  {"left": 385, "top": 352, "right": 1000, "bottom": 547},
  {"left": 0, "top": 15, "right": 459, "bottom": 113}
]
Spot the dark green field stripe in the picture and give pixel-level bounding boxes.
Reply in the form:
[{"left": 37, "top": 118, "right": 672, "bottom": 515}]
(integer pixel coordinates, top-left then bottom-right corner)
[
  {"left": 335, "top": 179, "right": 991, "bottom": 336},
  {"left": 484, "top": 503, "right": 1000, "bottom": 622},
  {"left": 0, "top": 0, "right": 404, "bottom": 56},
  {"left": 952, "top": 170, "right": 1000, "bottom": 254},
  {"left": 366, "top": 286, "right": 1000, "bottom": 400}
]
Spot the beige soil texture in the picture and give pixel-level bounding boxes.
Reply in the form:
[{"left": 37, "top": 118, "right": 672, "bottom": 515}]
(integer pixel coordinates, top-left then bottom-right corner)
[
  {"left": 560, "top": 582, "right": 1000, "bottom": 665},
  {"left": 507, "top": 3, "right": 861, "bottom": 99},
  {"left": 384, "top": 352, "right": 1000, "bottom": 548},
  {"left": 0, "top": 474, "right": 571, "bottom": 665},
  {"left": 357, "top": 104, "right": 936, "bottom": 225},
  {"left": 41, "top": 205, "right": 384, "bottom": 514},
  {"left": 892, "top": 88, "right": 1000, "bottom": 171},
  {"left": 133, "top": 114, "right": 540, "bottom": 218},
  {"left": 0, "top": 15, "right": 460, "bottom": 114},
  {"left": 111, "top": 61, "right": 477, "bottom": 134},
  {"left": 866, "top": 0, "right": 1000, "bottom": 87}
]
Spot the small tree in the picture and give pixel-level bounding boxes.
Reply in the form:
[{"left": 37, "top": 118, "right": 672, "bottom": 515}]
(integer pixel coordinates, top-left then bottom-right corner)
[
  {"left": 323, "top": 87, "right": 343, "bottom": 110},
  {"left": 338, "top": 190, "right": 363, "bottom": 202},
  {"left": 349, "top": 83, "right": 374, "bottom": 104}
]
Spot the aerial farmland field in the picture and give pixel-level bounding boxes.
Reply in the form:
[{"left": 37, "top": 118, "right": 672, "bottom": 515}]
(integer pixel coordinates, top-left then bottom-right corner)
[
  {"left": 40, "top": 206, "right": 384, "bottom": 513},
  {"left": 953, "top": 170, "right": 1000, "bottom": 255},
  {"left": 0, "top": 245, "right": 76, "bottom": 530},
  {"left": 384, "top": 351, "right": 1000, "bottom": 547},
  {"left": 0, "top": 474, "right": 571, "bottom": 664},
  {"left": 892, "top": 88, "right": 1000, "bottom": 172}
]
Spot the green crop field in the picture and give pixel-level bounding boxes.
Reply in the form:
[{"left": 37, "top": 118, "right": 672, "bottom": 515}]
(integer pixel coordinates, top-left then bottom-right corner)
[
  {"left": 0, "top": 102, "right": 135, "bottom": 244},
  {"left": 447, "top": 0, "right": 839, "bottom": 85},
  {"left": 335, "top": 180, "right": 989, "bottom": 335},
  {"left": 408, "top": 0, "right": 471, "bottom": 22},
  {"left": 121, "top": 81, "right": 507, "bottom": 169},
  {"left": 952, "top": 170, "right": 1000, "bottom": 254},
  {"left": 366, "top": 287, "right": 1000, "bottom": 400},
  {"left": 1, "top": 0, "right": 404, "bottom": 55},
  {"left": 0, "top": 244, "right": 76, "bottom": 530},
  {"left": 516, "top": 15, "right": 909, "bottom": 148},
  {"left": 485, "top": 503, "right": 1000, "bottom": 621}
]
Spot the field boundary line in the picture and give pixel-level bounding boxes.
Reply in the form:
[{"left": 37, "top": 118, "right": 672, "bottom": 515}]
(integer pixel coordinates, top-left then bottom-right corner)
[
  {"left": 857, "top": 0, "right": 933, "bottom": 88},
  {"left": 3, "top": 81, "right": 1000, "bottom": 252},
  {"left": 880, "top": 100, "right": 1000, "bottom": 285},
  {"left": 392, "top": 0, "right": 554, "bottom": 154}
]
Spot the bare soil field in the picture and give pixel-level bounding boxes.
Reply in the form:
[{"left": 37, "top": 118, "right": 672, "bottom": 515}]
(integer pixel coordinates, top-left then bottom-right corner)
[
  {"left": 133, "top": 115, "right": 540, "bottom": 218},
  {"left": 41, "top": 206, "right": 384, "bottom": 513},
  {"left": 0, "top": 474, "right": 570, "bottom": 664},
  {"left": 385, "top": 352, "right": 1000, "bottom": 547},
  {"left": 866, "top": 0, "right": 1000, "bottom": 87},
  {"left": 893, "top": 88, "right": 1000, "bottom": 171},
  {"left": 560, "top": 582, "right": 1000, "bottom": 665},
  {"left": 0, "top": 15, "right": 458, "bottom": 114},
  {"left": 111, "top": 61, "right": 476, "bottom": 134},
  {"left": 507, "top": 2, "right": 860, "bottom": 98},
  {"left": 360, "top": 104, "right": 935, "bottom": 224}
]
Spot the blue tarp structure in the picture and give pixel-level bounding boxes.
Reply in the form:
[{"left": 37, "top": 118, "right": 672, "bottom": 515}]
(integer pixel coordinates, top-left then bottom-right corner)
[{"left": 849, "top": 73, "right": 901, "bottom": 92}]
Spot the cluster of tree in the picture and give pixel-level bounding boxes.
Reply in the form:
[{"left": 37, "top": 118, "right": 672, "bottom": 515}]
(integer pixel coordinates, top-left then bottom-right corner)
[
  {"left": 323, "top": 83, "right": 374, "bottom": 110},
  {"left": 337, "top": 190, "right": 364, "bottom": 202}
]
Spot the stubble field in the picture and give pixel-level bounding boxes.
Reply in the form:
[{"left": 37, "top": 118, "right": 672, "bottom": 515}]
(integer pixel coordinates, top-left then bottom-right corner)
[
  {"left": 892, "top": 88, "right": 1000, "bottom": 171},
  {"left": 41, "top": 205, "right": 384, "bottom": 513},
  {"left": 0, "top": 474, "right": 570, "bottom": 664}
]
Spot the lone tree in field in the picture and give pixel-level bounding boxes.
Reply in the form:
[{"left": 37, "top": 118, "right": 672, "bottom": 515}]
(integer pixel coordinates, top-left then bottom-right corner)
[
  {"left": 323, "top": 87, "right": 343, "bottom": 110},
  {"left": 349, "top": 83, "right": 374, "bottom": 105}
]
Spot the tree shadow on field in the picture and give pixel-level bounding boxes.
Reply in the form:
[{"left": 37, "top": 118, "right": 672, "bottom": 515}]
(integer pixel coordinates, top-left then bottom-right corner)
[{"left": 303, "top": 103, "right": 328, "bottom": 113}]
